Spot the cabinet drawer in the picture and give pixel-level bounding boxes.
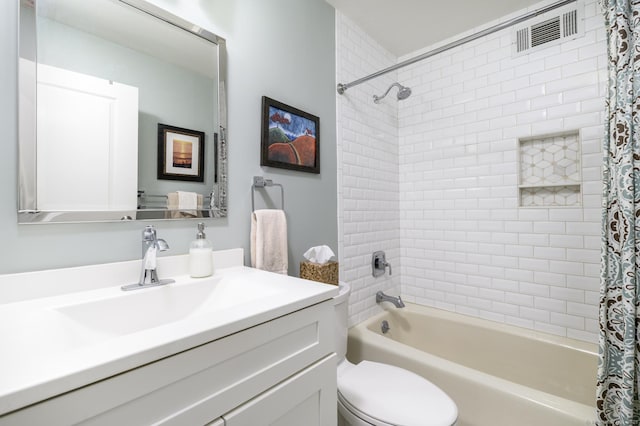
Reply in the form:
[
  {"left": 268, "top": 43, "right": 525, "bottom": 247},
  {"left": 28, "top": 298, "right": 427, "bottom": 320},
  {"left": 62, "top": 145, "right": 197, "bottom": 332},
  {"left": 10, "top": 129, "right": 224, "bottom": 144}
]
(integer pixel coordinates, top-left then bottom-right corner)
[
  {"left": 223, "top": 353, "right": 337, "bottom": 426},
  {"left": 0, "top": 301, "right": 333, "bottom": 426}
]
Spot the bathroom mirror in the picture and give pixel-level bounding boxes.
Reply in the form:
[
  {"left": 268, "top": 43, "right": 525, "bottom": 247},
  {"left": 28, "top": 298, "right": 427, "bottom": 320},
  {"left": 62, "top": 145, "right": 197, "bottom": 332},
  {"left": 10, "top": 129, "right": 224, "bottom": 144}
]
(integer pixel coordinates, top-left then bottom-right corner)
[{"left": 18, "top": 0, "right": 227, "bottom": 223}]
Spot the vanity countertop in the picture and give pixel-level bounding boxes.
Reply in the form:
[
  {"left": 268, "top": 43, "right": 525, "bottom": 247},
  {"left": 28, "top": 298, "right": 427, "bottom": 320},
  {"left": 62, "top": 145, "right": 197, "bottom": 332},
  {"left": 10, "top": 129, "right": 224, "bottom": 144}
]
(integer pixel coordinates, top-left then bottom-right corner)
[{"left": 0, "top": 249, "right": 338, "bottom": 416}]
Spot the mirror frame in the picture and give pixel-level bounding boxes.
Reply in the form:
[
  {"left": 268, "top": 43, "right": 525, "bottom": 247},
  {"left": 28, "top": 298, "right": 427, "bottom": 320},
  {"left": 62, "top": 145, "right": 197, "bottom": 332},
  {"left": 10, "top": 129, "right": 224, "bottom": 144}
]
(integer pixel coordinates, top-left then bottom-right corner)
[{"left": 17, "top": 0, "right": 227, "bottom": 223}]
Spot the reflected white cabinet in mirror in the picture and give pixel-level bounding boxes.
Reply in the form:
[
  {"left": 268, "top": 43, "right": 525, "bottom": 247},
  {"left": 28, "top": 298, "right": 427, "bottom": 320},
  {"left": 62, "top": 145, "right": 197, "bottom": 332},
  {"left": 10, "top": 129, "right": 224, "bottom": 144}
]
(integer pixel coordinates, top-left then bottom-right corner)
[{"left": 18, "top": 0, "right": 227, "bottom": 223}]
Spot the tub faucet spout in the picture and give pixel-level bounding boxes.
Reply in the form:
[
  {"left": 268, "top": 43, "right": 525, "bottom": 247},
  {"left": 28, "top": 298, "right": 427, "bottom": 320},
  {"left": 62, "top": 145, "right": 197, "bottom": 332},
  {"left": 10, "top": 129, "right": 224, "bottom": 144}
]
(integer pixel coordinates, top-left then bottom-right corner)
[{"left": 376, "top": 291, "right": 405, "bottom": 308}]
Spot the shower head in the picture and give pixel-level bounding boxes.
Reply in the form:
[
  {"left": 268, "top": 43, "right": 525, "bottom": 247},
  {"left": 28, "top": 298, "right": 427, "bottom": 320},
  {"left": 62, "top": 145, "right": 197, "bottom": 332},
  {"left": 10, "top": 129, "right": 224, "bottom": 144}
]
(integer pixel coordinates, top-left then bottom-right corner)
[
  {"left": 397, "top": 85, "right": 412, "bottom": 100},
  {"left": 373, "top": 82, "right": 412, "bottom": 104}
]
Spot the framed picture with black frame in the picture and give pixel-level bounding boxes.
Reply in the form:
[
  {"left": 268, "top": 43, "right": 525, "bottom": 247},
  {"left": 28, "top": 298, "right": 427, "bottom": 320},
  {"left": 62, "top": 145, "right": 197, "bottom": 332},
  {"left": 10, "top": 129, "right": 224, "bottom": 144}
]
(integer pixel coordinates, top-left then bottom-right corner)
[
  {"left": 157, "top": 123, "right": 205, "bottom": 182},
  {"left": 260, "top": 96, "right": 320, "bottom": 174}
]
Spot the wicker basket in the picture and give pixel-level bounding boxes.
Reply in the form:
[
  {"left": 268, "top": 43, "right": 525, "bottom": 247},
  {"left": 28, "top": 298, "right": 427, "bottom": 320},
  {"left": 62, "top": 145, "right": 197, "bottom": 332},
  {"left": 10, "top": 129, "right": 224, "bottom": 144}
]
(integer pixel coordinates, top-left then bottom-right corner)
[{"left": 300, "top": 260, "right": 339, "bottom": 285}]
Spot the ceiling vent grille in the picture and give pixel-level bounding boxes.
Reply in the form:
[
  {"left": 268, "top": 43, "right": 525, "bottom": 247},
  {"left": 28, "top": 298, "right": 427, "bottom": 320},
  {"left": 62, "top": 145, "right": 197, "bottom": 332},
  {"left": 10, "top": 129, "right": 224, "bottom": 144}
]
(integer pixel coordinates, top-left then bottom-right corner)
[
  {"left": 513, "top": 1, "right": 583, "bottom": 56},
  {"left": 564, "top": 9, "right": 578, "bottom": 37},
  {"left": 531, "top": 17, "right": 561, "bottom": 47}
]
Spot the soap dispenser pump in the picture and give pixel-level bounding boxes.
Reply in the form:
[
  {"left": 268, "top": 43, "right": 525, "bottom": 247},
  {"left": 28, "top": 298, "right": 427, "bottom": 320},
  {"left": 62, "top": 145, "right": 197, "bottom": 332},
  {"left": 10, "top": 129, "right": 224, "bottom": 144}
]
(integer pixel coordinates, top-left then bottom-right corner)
[{"left": 189, "top": 222, "right": 213, "bottom": 278}]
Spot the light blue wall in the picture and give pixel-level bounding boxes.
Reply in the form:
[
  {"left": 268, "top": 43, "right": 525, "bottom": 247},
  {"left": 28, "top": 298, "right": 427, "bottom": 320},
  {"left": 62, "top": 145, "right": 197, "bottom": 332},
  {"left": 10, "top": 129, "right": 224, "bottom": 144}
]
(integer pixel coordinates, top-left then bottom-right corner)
[{"left": 0, "top": 0, "right": 337, "bottom": 275}]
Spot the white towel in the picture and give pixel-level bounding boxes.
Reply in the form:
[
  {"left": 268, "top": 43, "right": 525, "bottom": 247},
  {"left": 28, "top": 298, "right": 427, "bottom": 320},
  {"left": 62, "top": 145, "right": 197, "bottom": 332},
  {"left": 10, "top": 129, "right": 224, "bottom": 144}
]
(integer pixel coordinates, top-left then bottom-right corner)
[
  {"left": 167, "top": 192, "right": 203, "bottom": 218},
  {"left": 251, "top": 209, "right": 288, "bottom": 275},
  {"left": 177, "top": 191, "right": 198, "bottom": 210}
]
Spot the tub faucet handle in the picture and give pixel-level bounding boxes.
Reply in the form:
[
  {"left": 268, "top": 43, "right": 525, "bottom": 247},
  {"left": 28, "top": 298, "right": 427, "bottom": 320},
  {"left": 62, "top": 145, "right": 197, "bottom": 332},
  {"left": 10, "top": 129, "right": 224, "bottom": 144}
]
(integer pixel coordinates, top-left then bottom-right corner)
[{"left": 372, "top": 251, "right": 392, "bottom": 277}]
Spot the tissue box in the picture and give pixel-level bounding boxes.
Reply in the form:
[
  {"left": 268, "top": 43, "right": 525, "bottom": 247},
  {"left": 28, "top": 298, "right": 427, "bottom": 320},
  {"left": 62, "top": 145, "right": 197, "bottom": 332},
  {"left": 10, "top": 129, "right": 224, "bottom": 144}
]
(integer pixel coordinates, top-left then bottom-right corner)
[{"left": 300, "top": 260, "right": 339, "bottom": 285}]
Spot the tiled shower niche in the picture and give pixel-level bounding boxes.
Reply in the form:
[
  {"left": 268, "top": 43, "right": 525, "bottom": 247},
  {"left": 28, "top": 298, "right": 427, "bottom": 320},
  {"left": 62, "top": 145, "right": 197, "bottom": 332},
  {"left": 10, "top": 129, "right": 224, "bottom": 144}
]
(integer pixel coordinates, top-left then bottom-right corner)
[{"left": 518, "top": 132, "right": 581, "bottom": 207}]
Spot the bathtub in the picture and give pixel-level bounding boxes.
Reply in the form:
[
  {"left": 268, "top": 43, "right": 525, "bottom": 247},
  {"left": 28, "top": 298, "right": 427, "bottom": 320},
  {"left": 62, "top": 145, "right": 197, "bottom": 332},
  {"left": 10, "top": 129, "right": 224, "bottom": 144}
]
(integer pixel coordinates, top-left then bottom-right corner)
[{"left": 346, "top": 303, "right": 598, "bottom": 426}]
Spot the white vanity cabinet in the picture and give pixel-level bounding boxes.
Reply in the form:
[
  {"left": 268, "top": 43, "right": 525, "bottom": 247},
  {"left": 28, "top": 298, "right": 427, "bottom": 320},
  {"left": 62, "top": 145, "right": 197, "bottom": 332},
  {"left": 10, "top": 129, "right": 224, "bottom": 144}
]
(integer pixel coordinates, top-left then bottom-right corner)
[{"left": 0, "top": 300, "right": 336, "bottom": 426}]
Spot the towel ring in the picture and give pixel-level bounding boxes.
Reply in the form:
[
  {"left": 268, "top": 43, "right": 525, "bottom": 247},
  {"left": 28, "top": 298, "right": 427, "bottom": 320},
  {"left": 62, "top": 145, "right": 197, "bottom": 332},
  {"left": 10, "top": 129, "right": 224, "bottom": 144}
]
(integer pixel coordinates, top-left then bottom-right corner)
[{"left": 251, "top": 176, "right": 284, "bottom": 211}]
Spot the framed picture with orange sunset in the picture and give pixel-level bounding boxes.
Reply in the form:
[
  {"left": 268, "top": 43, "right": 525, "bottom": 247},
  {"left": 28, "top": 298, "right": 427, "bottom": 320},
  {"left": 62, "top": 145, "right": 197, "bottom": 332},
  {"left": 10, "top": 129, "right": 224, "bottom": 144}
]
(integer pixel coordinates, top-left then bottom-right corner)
[
  {"left": 157, "top": 124, "right": 205, "bottom": 182},
  {"left": 261, "top": 96, "right": 320, "bottom": 174}
]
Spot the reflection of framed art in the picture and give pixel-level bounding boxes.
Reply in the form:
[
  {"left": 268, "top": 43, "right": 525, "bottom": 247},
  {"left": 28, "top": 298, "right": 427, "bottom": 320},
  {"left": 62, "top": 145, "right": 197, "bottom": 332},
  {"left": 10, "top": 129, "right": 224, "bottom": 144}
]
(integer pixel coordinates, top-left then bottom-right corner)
[
  {"left": 157, "top": 123, "right": 205, "bottom": 182},
  {"left": 261, "top": 96, "right": 320, "bottom": 174}
]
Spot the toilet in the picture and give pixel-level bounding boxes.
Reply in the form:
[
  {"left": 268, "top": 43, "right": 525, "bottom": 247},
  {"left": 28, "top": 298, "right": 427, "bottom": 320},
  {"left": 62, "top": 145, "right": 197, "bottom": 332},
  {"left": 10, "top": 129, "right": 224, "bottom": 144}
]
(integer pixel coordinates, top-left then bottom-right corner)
[{"left": 334, "top": 282, "right": 458, "bottom": 426}]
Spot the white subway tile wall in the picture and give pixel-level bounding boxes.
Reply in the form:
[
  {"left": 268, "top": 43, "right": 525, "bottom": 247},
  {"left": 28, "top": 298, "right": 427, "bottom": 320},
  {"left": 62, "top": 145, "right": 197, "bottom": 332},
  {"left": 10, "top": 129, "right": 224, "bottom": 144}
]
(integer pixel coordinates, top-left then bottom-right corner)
[
  {"left": 337, "top": 0, "right": 605, "bottom": 342},
  {"left": 336, "top": 12, "right": 401, "bottom": 326}
]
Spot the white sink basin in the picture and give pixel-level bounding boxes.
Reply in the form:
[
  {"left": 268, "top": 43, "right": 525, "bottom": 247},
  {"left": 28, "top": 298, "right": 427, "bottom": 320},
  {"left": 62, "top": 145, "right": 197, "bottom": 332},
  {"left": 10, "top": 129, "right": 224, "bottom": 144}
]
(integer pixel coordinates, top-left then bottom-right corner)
[{"left": 54, "top": 274, "right": 282, "bottom": 337}]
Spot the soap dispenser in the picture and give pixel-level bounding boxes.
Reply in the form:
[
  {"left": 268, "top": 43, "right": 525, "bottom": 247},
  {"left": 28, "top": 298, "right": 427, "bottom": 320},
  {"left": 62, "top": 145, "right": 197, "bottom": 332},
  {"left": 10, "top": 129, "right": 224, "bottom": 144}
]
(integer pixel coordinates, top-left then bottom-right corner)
[{"left": 189, "top": 222, "right": 213, "bottom": 278}]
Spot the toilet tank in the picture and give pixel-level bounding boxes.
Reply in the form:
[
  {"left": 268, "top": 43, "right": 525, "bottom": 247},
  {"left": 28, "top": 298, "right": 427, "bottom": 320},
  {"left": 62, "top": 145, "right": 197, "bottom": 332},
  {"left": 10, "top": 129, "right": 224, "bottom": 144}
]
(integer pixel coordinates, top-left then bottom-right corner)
[{"left": 333, "top": 281, "right": 351, "bottom": 360}]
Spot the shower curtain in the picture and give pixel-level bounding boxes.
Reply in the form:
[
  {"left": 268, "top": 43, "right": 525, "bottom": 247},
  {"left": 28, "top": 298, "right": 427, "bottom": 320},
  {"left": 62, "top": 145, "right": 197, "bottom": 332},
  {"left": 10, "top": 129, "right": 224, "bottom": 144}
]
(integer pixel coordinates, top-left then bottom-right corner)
[{"left": 598, "top": 0, "right": 640, "bottom": 424}]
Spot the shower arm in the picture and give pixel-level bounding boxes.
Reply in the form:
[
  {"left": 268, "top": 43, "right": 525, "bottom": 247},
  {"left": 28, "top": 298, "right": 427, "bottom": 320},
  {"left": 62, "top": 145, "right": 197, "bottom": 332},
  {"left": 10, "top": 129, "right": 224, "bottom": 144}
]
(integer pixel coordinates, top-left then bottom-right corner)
[
  {"left": 336, "top": 0, "right": 575, "bottom": 95},
  {"left": 373, "top": 83, "right": 402, "bottom": 103}
]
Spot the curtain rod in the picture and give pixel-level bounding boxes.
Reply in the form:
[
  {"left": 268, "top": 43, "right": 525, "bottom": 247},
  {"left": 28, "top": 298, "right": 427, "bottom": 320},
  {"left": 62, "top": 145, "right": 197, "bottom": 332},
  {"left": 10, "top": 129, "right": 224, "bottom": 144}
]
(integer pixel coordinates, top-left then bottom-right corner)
[{"left": 336, "top": 0, "right": 577, "bottom": 95}]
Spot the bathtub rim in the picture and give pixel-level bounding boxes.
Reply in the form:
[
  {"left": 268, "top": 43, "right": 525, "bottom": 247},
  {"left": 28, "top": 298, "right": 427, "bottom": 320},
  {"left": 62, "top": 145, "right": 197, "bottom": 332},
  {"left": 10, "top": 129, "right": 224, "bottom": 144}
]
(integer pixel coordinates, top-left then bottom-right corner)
[
  {"left": 347, "top": 302, "right": 597, "bottom": 424},
  {"left": 369, "top": 302, "right": 597, "bottom": 354}
]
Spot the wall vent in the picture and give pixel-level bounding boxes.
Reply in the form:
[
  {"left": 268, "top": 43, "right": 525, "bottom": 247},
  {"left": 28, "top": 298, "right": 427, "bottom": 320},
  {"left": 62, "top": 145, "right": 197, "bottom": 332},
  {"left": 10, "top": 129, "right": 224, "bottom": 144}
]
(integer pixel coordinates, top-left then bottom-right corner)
[{"left": 513, "top": 1, "right": 583, "bottom": 56}]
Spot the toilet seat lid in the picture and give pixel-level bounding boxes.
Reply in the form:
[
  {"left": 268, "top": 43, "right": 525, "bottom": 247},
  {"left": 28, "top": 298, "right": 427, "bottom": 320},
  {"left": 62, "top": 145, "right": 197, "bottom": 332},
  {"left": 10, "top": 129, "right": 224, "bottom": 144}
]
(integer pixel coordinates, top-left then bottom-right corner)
[{"left": 338, "top": 361, "right": 458, "bottom": 426}]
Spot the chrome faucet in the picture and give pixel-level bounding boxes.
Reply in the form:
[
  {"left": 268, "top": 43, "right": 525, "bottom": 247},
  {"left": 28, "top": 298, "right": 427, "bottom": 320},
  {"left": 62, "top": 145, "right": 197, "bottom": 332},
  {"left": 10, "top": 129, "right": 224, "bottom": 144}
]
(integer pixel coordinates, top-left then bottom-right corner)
[
  {"left": 376, "top": 291, "right": 405, "bottom": 308},
  {"left": 122, "top": 225, "right": 175, "bottom": 291}
]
